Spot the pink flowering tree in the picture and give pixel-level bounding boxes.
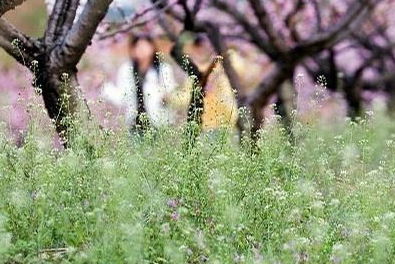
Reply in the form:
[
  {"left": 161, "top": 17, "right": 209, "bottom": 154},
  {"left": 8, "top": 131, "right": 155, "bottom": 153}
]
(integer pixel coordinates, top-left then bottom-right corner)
[
  {"left": 0, "top": 0, "right": 113, "bottom": 146},
  {"left": 306, "top": 0, "right": 395, "bottom": 117},
  {"left": 133, "top": 0, "right": 380, "bottom": 140},
  {"left": 1, "top": 0, "right": 392, "bottom": 145}
]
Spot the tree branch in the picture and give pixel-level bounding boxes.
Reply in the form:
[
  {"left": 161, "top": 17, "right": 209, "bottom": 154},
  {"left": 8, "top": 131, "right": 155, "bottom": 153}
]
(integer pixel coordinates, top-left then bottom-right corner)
[
  {"left": 45, "top": 0, "right": 68, "bottom": 44},
  {"left": 212, "top": 0, "right": 280, "bottom": 60},
  {"left": 57, "top": 0, "right": 113, "bottom": 68},
  {"left": 306, "top": 0, "right": 322, "bottom": 32},
  {"left": 170, "top": 31, "right": 203, "bottom": 80},
  {"left": 285, "top": 0, "right": 304, "bottom": 42},
  {"left": 179, "top": 0, "right": 195, "bottom": 31},
  {"left": 246, "top": 63, "right": 292, "bottom": 108},
  {"left": 193, "top": 0, "right": 204, "bottom": 14},
  {"left": 0, "top": 0, "right": 28, "bottom": 16},
  {"left": 247, "top": 0, "right": 287, "bottom": 53},
  {"left": 0, "top": 18, "right": 41, "bottom": 65},
  {"left": 245, "top": 63, "right": 292, "bottom": 139},
  {"left": 60, "top": 0, "right": 80, "bottom": 39},
  {"left": 98, "top": 1, "right": 174, "bottom": 40},
  {"left": 293, "top": 0, "right": 376, "bottom": 56}
]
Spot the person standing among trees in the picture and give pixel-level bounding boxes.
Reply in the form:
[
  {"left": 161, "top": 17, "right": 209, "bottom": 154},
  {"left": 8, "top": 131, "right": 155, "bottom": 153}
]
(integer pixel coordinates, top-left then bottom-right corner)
[
  {"left": 102, "top": 34, "right": 177, "bottom": 134},
  {"left": 175, "top": 35, "right": 239, "bottom": 131}
]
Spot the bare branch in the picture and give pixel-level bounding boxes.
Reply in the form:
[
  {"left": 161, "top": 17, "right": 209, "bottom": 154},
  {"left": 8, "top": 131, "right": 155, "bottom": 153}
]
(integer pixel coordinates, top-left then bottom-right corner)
[
  {"left": 45, "top": 0, "right": 67, "bottom": 43},
  {"left": 306, "top": 0, "right": 322, "bottom": 32},
  {"left": 60, "top": 0, "right": 80, "bottom": 38},
  {"left": 0, "top": 0, "right": 28, "bottom": 16},
  {"left": 98, "top": 1, "right": 175, "bottom": 40},
  {"left": 293, "top": 0, "right": 377, "bottom": 56},
  {"left": 45, "top": 0, "right": 80, "bottom": 46},
  {"left": 212, "top": 0, "right": 280, "bottom": 60},
  {"left": 246, "top": 63, "right": 292, "bottom": 108},
  {"left": 179, "top": 0, "right": 195, "bottom": 31},
  {"left": 245, "top": 63, "right": 293, "bottom": 138},
  {"left": 193, "top": 0, "right": 204, "bottom": 14},
  {"left": 285, "top": 0, "right": 304, "bottom": 42},
  {"left": 247, "top": 0, "right": 287, "bottom": 53},
  {"left": 170, "top": 31, "right": 203, "bottom": 80},
  {"left": 0, "top": 18, "right": 41, "bottom": 65},
  {"left": 57, "top": 0, "right": 113, "bottom": 67}
]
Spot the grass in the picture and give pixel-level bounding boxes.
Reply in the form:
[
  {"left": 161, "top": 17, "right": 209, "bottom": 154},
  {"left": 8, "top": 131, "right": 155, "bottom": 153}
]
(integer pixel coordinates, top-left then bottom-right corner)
[{"left": 1, "top": 102, "right": 395, "bottom": 263}]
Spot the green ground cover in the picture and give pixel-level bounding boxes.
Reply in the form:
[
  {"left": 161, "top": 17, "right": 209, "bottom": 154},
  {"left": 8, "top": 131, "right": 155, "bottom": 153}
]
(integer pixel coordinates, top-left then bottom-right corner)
[{"left": 1, "top": 108, "right": 395, "bottom": 263}]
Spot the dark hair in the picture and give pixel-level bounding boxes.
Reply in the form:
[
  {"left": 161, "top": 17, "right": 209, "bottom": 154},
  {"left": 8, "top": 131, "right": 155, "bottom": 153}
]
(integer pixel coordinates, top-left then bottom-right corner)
[
  {"left": 129, "top": 34, "right": 159, "bottom": 131},
  {"left": 128, "top": 34, "right": 154, "bottom": 47},
  {"left": 128, "top": 34, "right": 160, "bottom": 71}
]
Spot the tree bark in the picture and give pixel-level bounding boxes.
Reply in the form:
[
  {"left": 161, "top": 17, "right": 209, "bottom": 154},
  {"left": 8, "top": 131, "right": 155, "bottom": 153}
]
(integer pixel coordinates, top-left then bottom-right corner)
[
  {"left": 387, "top": 91, "right": 395, "bottom": 116},
  {"left": 36, "top": 66, "right": 80, "bottom": 144},
  {"left": 344, "top": 89, "right": 362, "bottom": 119},
  {"left": 0, "top": 0, "right": 28, "bottom": 15},
  {"left": 247, "top": 63, "right": 293, "bottom": 141},
  {"left": 0, "top": 0, "right": 113, "bottom": 147},
  {"left": 343, "top": 81, "right": 362, "bottom": 119},
  {"left": 274, "top": 79, "right": 296, "bottom": 140}
]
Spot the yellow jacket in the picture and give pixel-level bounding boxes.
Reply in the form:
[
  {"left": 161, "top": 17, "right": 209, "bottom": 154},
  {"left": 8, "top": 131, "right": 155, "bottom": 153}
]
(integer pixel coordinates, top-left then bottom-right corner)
[{"left": 169, "top": 49, "right": 262, "bottom": 130}]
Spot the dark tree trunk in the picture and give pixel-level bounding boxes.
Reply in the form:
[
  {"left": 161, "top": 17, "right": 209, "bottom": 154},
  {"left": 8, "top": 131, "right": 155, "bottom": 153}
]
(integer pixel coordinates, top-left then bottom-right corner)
[
  {"left": 36, "top": 66, "right": 80, "bottom": 145},
  {"left": 250, "top": 101, "right": 265, "bottom": 143},
  {"left": 0, "top": 0, "right": 113, "bottom": 147},
  {"left": 274, "top": 79, "right": 296, "bottom": 142},
  {"left": 387, "top": 92, "right": 395, "bottom": 116},
  {"left": 344, "top": 88, "right": 362, "bottom": 119},
  {"left": 342, "top": 77, "right": 363, "bottom": 120},
  {"left": 247, "top": 63, "right": 294, "bottom": 142},
  {"left": 386, "top": 83, "right": 395, "bottom": 116}
]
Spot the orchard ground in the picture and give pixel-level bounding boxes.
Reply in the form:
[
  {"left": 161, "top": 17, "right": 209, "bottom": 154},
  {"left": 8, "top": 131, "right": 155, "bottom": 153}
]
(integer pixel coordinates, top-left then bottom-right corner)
[{"left": 1, "top": 92, "right": 395, "bottom": 263}]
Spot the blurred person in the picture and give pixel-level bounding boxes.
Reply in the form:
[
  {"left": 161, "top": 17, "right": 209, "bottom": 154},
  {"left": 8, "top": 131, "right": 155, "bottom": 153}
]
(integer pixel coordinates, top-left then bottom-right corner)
[
  {"left": 102, "top": 34, "right": 177, "bottom": 133},
  {"left": 179, "top": 35, "right": 239, "bottom": 131}
]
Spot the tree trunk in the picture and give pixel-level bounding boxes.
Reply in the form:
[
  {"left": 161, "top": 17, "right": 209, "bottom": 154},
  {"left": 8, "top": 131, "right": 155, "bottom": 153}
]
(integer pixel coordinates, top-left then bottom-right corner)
[
  {"left": 343, "top": 82, "right": 362, "bottom": 120},
  {"left": 388, "top": 93, "right": 395, "bottom": 116},
  {"left": 35, "top": 64, "right": 83, "bottom": 147},
  {"left": 250, "top": 101, "right": 265, "bottom": 143},
  {"left": 0, "top": 0, "right": 113, "bottom": 148},
  {"left": 380, "top": 79, "right": 395, "bottom": 116},
  {"left": 247, "top": 63, "right": 294, "bottom": 142},
  {"left": 387, "top": 85, "right": 395, "bottom": 116},
  {"left": 274, "top": 79, "right": 296, "bottom": 142}
]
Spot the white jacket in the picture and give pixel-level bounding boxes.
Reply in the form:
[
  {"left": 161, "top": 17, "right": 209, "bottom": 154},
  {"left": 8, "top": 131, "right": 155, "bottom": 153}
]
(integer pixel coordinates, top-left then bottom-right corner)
[{"left": 102, "top": 61, "right": 177, "bottom": 127}]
